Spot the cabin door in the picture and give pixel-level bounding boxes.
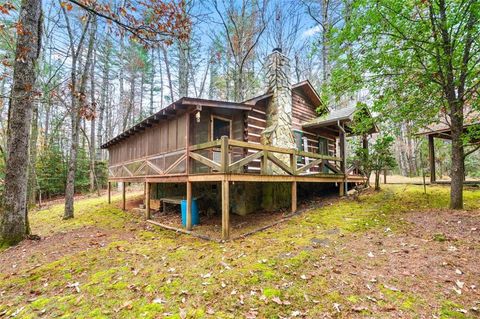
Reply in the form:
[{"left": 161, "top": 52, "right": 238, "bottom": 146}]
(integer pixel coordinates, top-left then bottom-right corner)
[{"left": 211, "top": 116, "right": 232, "bottom": 165}]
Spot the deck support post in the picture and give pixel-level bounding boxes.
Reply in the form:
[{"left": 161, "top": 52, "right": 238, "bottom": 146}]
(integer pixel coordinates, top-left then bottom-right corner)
[
  {"left": 186, "top": 181, "right": 192, "bottom": 230},
  {"left": 339, "top": 182, "right": 345, "bottom": 196},
  {"left": 107, "top": 182, "right": 111, "bottom": 204},
  {"left": 145, "top": 182, "right": 151, "bottom": 219},
  {"left": 291, "top": 181, "right": 297, "bottom": 213},
  {"left": 122, "top": 182, "right": 126, "bottom": 211},
  {"left": 339, "top": 122, "right": 347, "bottom": 195},
  {"left": 428, "top": 135, "right": 436, "bottom": 183},
  {"left": 221, "top": 179, "right": 230, "bottom": 240}
]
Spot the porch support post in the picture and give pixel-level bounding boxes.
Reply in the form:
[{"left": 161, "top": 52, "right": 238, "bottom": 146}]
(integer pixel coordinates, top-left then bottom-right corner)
[
  {"left": 145, "top": 182, "right": 151, "bottom": 219},
  {"left": 339, "top": 182, "right": 345, "bottom": 196},
  {"left": 107, "top": 181, "right": 111, "bottom": 204},
  {"left": 428, "top": 135, "right": 436, "bottom": 183},
  {"left": 186, "top": 181, "right": 192, "bottom": 230},
  {"left": 339, "top": 126, "right": 346, "bottom": 173},
  {"left": 339, "top": 121, "right": 347, "bottom": 195},
  {"left": 291, "top": 181, "right": 297, "bottom": 213},
  {"left": 221, "top": 179, "right": 230, "bottom": 240},
  {"left": 122, "top": 182, "right": 126, "bottom": 211},
  {"left": 143, "top": 182, "right": 147, "bottom": 202}
]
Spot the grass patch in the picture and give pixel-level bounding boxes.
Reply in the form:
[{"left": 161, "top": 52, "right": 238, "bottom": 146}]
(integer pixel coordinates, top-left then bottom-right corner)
[{"left": 0, "top": 185, "right": 479, "bottom": 317}]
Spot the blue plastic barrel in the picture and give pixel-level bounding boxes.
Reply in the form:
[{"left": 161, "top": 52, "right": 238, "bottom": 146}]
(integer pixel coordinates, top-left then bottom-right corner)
[{"left": 181, "top": 199, "right": 199, "bottom": 227}]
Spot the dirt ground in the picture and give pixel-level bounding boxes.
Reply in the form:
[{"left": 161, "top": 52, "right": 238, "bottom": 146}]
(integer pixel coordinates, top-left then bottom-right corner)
[
  {"left": 1, "top": 185, "right": 479, "bottom": 318},
  {"left": 0, "top": 226, "right": 136, "bottom": 274},
  {"left": 322, "top": 209, "right": 480, "bottom": 316},
  {"left": 147, "top": 194, "right": 341, "bottom": 241}
]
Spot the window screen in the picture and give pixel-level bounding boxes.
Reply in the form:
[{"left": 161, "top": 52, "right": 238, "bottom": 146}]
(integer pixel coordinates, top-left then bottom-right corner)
[
  {"left": 318, "top": 137, "right": 328, "bottom": 155},
  {"left": 212, "top": 118, "right": 231, "bottom": 140},
  {"left": 294, "top": 131, "right": 304, "bottom": 164}
]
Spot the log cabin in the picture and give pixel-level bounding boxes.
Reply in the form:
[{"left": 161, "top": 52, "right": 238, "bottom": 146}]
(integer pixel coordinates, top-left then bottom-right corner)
[{"left": 101, "top": 48, "right": 374, "bottom": 240}]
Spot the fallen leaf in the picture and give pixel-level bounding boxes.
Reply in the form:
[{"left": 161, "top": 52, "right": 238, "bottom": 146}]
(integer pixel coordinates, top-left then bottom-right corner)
[
  {"left": 153, "top": 298, "right": 166, "bottom": 304},
  {"left": 333, "top": 303, "right": 341, "bottom": 312},
  {"left": 456, "top": 280, "right": 464, "bottom": 289},
  {"left": 384, "top": 284, "right": 401, "bottom": 292}
]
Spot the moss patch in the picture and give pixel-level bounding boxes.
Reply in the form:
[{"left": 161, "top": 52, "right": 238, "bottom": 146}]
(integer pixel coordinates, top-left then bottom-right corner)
[{"left": 0, "top": 185, "right": 479, "bottom": 318}]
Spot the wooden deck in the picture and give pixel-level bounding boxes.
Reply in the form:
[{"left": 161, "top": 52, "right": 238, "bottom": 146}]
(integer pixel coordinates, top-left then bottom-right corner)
[{"left": 107, "top": 136, "right": 365, "bottom": 240}]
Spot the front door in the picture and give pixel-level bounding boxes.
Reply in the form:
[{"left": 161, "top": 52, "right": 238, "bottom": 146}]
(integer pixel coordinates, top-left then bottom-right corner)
[{"left": 212, "top": 116, "right": 232, "bottom": 165}]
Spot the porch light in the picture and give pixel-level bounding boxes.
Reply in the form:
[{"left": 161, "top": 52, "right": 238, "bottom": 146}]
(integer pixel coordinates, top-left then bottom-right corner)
[{"left": 195, "top": 110, "right": 201, "bottom": 123}]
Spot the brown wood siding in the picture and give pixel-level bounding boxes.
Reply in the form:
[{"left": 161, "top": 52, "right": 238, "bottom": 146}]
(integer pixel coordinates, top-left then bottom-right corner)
[
  {"left": 107, "top": 115, "right": 188, "bottom": 166},
  {"left": 292, "top": 89, "right": 318, "bottom": 130},
  {"left": 247, "top": 99, "right": 267, "bottom": 144}
]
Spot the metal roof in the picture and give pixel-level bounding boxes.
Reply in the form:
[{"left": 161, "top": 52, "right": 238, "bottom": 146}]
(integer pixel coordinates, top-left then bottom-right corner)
[{"left": 302, "top": 106, "right": 356, "bottom": 128}]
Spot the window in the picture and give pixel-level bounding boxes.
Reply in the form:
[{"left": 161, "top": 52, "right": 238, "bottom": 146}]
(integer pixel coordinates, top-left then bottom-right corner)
[
  {"left": 211, "top": 116, "right": 232, "bottom": 166},
  {"left": 294, "top": 131, "right": 304, "bottom": 163},
  {"left": 318, "top": 137, "right": 328, "bottom": 155},
  {"left": 294, "top": 131, "right": 303, "bottom": 151},
  {"left": 318, "top": 137, "right": 330, "bottom": 173},
  {"left": 212, "top": 117, "right": 231, "bottom": 140}
]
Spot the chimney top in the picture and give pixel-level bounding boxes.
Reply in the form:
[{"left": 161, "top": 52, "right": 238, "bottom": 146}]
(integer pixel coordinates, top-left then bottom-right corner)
[{"left": 272, "top": 47, "right": 282, "bottom": 53}]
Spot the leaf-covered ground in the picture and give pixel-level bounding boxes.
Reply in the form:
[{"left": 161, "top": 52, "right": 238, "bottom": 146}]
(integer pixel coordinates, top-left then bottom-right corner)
[{"left": 1, "top": 185, "right": 479, "bottom": 318}]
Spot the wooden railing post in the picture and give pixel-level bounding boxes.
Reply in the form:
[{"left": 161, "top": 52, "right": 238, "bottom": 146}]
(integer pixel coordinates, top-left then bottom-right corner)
[
  {"left": 290, "top": 152, "right": 297, "bottom": 175},
  {"left": 261, "top": 150, "right": 269, "bottom": 175},
  {"left": 220, "top": 136, "right": 229, "bottom": 173}
]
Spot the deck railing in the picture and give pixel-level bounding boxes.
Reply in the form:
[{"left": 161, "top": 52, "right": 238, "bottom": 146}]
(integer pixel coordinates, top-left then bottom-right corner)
[
  {"left": 108, "top": 136, "right": 349, "bottom": 179},
  {"left": 188, "top": 136, "right": 344, "bottom": 176}
]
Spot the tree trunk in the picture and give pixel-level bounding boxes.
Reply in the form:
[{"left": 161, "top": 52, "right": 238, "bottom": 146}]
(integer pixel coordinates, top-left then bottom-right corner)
[
  {"left": 89, "top": 47, "right": 98, "bottom": 194},
  {"left": 64, "top": 15, "right": 96, "bottom": 220},
  {"left": 157, "top": 48, "right": 164, "bottom": 108},
  {"left": 97, "top": 41, "right": 111, "bottom": 159},
  {"left": 0, "top": 0, "right": 42, "bottom": 245},
  {"left": 149, "top": 48, "right": 155, "bottom": 114},
  {"left": 450, "top": 103, "right": 464, "bottom": 209},
  {"left": 161, "top": 46, "right": 174, "bottom": 103},
  {"left": 321, "top": 0, "right": 331, "bottom": 83},
  {"left": 374, "top": 170, "right": 380, "bottom": 191},
  {"left": 28, "top": 101, "right": 39, "bottom": 206},
  {"left": 178, "top": 40, "right": 189, "bottom": 98}
]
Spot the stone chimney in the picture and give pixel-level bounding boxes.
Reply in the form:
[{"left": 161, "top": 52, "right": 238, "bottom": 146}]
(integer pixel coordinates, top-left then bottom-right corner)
[{"left": 261, "top": 48, "right": 296, "bottom": 150}]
